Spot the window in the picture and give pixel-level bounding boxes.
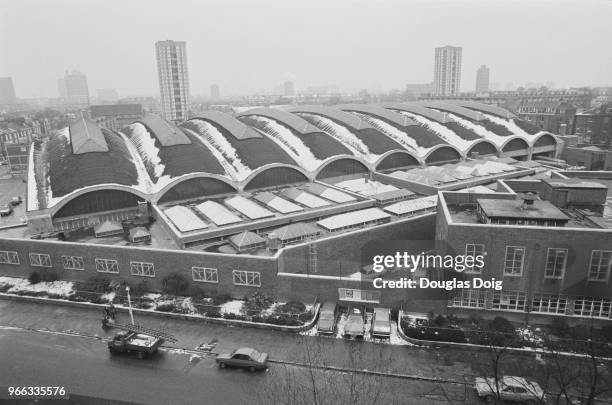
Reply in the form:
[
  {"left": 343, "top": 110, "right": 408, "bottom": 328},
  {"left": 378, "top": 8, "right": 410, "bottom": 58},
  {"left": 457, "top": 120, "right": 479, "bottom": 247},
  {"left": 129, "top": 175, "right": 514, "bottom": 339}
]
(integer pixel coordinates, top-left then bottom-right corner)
[
  {"left": 504, "top": 246, "right": 525, "bottom": 276},
  {"left": 492, "top": 291, "right": 527, "bottom": 311},
  {"left": 62, "top": 255, "right": 84, "bottom": 271},
  {"left": 95, "top": 258, "right": 119, "bottom": 274},
  {"left": 449, "top": 289, "right": 486, "bottom": 308},
  {"left": 29, "top": 253, "right": 51, "bottom": 268},
  {"left": 464, "top": 244, "right": 485, "bottom": 273},
  {"left": 588, "top": 250, "right": 612, "bottom": 282},
  {"left": 544, "top": 248, "right": 567, "bottom": 279},
  {"left": 192, "top": 267, "right": 218, "bottom": 283},
  {"left": 0, "top": 250, "right": 19, "bottom": 265},
  {"left": 531, "top": 294, "right": 567, "bottom": 314},
  {"left": 338, "top": 288, "right": 381, "bottom": 303},
  {"left": 232, "top": 270, "right": 261, "bottom": 287},
  {"left": 130, "top": 261, "right": 155, "bottom": 277},
  {"left": 573, "top": 297, "right": 612, "bottom": 319}
]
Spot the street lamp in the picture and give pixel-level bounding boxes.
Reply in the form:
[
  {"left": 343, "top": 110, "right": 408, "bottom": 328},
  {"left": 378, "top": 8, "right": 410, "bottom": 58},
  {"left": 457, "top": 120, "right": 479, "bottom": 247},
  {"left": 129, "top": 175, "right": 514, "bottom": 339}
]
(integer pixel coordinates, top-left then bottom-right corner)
[{"left": 125, "top": 286, "right": 135, "bottom": 325}]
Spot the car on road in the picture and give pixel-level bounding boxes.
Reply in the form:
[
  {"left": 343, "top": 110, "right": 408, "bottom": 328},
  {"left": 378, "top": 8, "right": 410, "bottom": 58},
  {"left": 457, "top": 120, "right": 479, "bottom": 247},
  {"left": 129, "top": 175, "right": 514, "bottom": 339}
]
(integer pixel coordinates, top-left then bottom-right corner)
[
  {"left": 474, "top": 376, "right": 545, "bottom": 404},
  {"left": 216, "top": 347, "right": 268, "bottom": 372},
  {"left": 0, "top": 204, "right": 13, "bottom": 217},
  {"left": 108, "top": 331, "right": 164, "bottom": 358},
  {"left": 344, "top": 307, "right": 365, "bottom": 339},
  {"left": 317, "top": 301, "right": 337, "bottom": 334},
  {"left": 372, "top": 307, "right": 391, "bottom": 338}
]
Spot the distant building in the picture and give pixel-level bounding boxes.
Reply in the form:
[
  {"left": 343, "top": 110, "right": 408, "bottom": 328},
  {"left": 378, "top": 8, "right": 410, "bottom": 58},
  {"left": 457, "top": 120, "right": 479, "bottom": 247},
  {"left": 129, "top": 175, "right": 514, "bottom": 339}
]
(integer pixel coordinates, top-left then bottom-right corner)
[
  {"left": 283, "top": 81, "right": 295, "bottom": 97},
  {"left": 516, "top": 100, "right": 576, "bottom": 134},
  {"left": 119, "top": 97, "right": 160, "bottom": 114},
  {"left": 0, "top": 78, "right": 17, "bottom": 105},
  {"left": 475, "top": 65, "right": 490, "bottom": 93},
  {"left": 210, "top": 84, "right": 220, "bottom": 100},
  {"left": 434, "top": 46, "right": 462, "bottom": 96},
  {"left": 405, "top": 83, "right": 433, "bottom": 98},
  {"left": 58, "top": 70, "right": 90, "bottom": 107},
  {"left": 96, "top": 88, "right": 119, "bottom": 103},
  {"left": 573, "top": 103, "right": 612, "bottom": 144},
  {"left": 0, "top": 119, "right": 44, "bottom": 171},
  {"left": 90, "top": 104, "right": 144, "bottom": 128},
  {"left": 562, "top": 145, "right": 612, "bottom": 170},
  {"left": 155, "top": 40, "right": 190, "bottom": 122}
]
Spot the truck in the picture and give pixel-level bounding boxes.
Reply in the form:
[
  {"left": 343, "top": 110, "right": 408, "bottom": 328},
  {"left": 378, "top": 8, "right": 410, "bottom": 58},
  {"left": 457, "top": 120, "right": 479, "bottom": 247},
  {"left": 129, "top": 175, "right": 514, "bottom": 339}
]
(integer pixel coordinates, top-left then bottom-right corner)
[{"left": 108, "top": 330, "right": 164, "bottom": 358}]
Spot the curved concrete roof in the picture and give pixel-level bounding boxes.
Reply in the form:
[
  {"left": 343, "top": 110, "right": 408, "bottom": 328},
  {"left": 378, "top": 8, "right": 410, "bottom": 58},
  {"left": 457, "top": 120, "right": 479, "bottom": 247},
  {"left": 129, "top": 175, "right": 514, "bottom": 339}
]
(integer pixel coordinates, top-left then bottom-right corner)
[
  {"left": 446, "top": 100, "right": 517, "bottom": 119},
  {"left": 382, "top": 103, "right": 450, "bottom": 123},
  {"left": 416, "top": 101, "right": 485, "bottom": 121},
  {"left": 69, "top": 117, "right": 109, "bottom": 154},
  {"left": 193, "top": 111, "right": 262, "bottom": 140},
  {"left": 236, "top": 108, "right": 321, "bottom": 135},
  {"left": 288, "top": 105, "right": 375, "bottom": 131},
  {"left": 137, "top": 114, "right": 191, "bottom": 146},
  {"left": 336, "top": 104, "right": 417, "bottom": 127}
]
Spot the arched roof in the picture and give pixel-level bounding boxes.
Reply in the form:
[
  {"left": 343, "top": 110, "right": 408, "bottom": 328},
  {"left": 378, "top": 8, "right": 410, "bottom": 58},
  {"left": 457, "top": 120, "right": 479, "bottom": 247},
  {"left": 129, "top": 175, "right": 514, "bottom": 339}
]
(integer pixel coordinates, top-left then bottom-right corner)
[
  {"left": 153, "top": 172, "right": 238, "bottom": 203},
  {"left": 314, "top": 155, "right": 371, "bottom": 179},
  {"left": 533, "top": 132, "right": 558, "bottom": 147},
  {"left": 466, "top": 139, "right": 499, "bottom": 156},
  {"left": 446, "top": 100, "right": 517, "bottom": 119},
  {"left": 501, "top": 137, "right": 530, "bottom": 152},
  {"left": 375, "top": 150, "right": 423, "bottom": 170},
  {"left": 424, "top": 145, "right": 463, "bottom": 164},
  {"left": 193, "top": 111, "right": 262, "bottom": 140},
  {"left": 49, "top": 185, "right": 148, "bottom": 216},
  {"left": 416, "top": 101, "right": 485, "bottom": 121},
  {"left": 243, "top": 163, "right": 311, "bottom": 190},
  {"left": 236, "top": 108, "right": 321, "bottom": 135},
  {"left": 336, "top": 104, "right": 417, "bottom": 127},
  {"left": 288, "top": 105, "right": 375, "bottom": 131},
  {"left": 136, "top": 114, "right": 191, "bottom": 146},
  {"left": 382, "top": 103, "right": 450, "bottom": 123}
]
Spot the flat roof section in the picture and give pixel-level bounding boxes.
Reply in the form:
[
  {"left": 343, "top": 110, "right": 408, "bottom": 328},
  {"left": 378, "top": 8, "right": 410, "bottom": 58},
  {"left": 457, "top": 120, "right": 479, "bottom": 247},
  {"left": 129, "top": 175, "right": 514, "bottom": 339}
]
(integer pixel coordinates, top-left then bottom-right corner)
[
  {"left": 303, "top": 183, "right": 357, "bottom": 203},
  {"left": 317, "top": 208, "right": 391, "bottom": 231},
  {"left": 138, "top": 114, "right": 191, "bottom": 146},
  {"left": 542, "top": 177, "right": 608, "bottom": 189},
  {"left": 164, "top": 205, "right": 208, "bottom": 233},
  {"left": 281, "top": 188, "right": 332, "bottom": 208},
  {"left": 335, "top": 178, "right": 398, "bottom": 196},
  {"left": 254, "top": 192, "right": 303, "bottom": 214},
  {"left": 225, "top": 196, "right": 275, "bottom": 220},
  {"left": 69, "top": 117, "right": 109, "bottom": 154},
  {"left": 477, "top": 198, "right": 569, "bottom": 221},
  {"left": 195, "top": 200, "right": 242, "bottom": 226},
  {"left": 383, "top": 196, "right": 438, "bottom": 216}
]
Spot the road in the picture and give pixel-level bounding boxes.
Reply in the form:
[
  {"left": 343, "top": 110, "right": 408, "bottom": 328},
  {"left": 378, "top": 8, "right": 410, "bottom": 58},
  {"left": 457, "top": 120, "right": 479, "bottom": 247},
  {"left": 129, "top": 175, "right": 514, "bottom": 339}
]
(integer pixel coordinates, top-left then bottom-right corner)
[{"left": 0, "top": 327, "right": 473, "bottom": 404}]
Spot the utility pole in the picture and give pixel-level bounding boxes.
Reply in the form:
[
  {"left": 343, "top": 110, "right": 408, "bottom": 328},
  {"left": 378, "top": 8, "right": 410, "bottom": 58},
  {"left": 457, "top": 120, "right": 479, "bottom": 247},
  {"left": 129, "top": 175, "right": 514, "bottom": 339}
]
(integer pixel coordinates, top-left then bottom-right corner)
[{"left": 126, "top": 286, "right": 135, "bottom": 325}]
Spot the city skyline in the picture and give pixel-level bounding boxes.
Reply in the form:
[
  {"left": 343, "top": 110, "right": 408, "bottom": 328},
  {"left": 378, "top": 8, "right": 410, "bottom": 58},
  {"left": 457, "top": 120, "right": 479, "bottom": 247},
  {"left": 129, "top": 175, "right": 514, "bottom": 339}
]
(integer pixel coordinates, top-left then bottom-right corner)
[{"left": 1, "top": 0, "right": 612, "bottom": 99}]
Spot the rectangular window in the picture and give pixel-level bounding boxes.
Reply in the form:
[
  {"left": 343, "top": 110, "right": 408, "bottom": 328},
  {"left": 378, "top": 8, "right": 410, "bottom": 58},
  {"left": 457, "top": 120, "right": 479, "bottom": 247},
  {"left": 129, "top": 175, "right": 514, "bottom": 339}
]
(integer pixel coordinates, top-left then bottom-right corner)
[
  {"left": 232, "top": 270, "right": 261, "bottom": 287},
  {"left": 492, "top": 290, "right": 527, "bottom": 311},
  {"left": 62, "top": 255, "right": 84, "bottom": 271},
  {"left": 588, "top": 250, "right": 612, "bottom": 282},
  {"left": 130, "top": 261, "right": 155, "bottom": 277},
  {"left": 465, "top": 244, "right": 485, "bottom": 273},
  {"left": 504, "top": 246, "right": 525, "bottom": 276},
  {"left": 95, "top": 258, "right": 119, "bottom": 274},
  {"left": 573, "top": 297, "right": 612, "bottom": 319},
  {"left": 531, "top": 294, "right": 567, "bottom": 314},
  {"left": 192, "top": 267, "right": 218, "bottom": 283},
  {"left": 29, "top": 253, "right": 51, "bottom": 268},
  {"left": 0, "top": 250, "right": 19, "bottom": 265},
  {"left": 544, "top": 248, "right": 568, "bottom": 279},
  {"left": 449, "top": 289, "right": 486, "bottom": 308}
]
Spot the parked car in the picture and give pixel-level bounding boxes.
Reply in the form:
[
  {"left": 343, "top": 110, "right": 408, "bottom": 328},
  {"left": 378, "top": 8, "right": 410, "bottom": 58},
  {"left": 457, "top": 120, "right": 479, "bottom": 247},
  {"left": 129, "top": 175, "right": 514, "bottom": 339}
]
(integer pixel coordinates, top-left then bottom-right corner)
[
  {"left": 317, "top": 301, "right": 337, "bottom": 334},
  {"left": 216, "top": 347, "right": 268, "bottom": 372},
  {"left": 344, "top": 307, "right": 365, "bottom": 338},
  {"left": 10, "top": 196, "right": 22, "bottom": 206},
  {"left": 474, "top": 376, "right": 545, "bottom": 404},
  {"left": 0, "top": 204, "right": 13, "bottom": 217},
  {"left": 372, "top": 307, "right": 391, "bottom": 338}
]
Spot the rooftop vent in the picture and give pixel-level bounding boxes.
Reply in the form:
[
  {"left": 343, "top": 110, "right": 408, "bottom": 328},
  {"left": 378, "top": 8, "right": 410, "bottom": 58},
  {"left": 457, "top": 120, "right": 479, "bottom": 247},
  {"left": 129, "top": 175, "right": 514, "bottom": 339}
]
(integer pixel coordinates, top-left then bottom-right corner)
[{"left": 518, "top": 192, "right": 538, "bottom": 209}]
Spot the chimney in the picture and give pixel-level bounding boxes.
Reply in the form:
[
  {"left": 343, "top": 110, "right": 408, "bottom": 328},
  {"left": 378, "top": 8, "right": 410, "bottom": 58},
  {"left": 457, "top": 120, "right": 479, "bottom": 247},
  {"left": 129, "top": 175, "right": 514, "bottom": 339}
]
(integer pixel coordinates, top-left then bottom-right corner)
[{"left": 267, "top": 232, "right": 281, "bottom": 251}]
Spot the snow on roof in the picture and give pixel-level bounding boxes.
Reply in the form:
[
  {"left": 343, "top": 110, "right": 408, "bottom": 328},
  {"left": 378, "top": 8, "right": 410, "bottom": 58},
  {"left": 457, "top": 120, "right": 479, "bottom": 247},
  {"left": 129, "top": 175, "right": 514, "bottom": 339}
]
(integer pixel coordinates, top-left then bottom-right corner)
[
  {"left": 383, "top": 195, "right": 438, "bottom": 215},
  {"left": 93, "top": 220, "right": 123, "bottom": 234},
  {"left": 352, "top": 113, "right": 427, "bottom": 156},
  {"left": 164, "top": 205, "right": 208, "bottom": 232},
  {"left": 254, "top": 192, "right": 303, "bottom": 214},
  {"left": 129, "top": 227, "right": 151, "bottom": 238},
  {"left": 193, "top": 111, "right": 262, "bottom": 140},
  {"left": 317, "top": 208, "right": 391, "bottom": 231},
  {"left": 225, "top": 196, "right": 275, "bottom": 220},
  {"left": 138, "top": 114, "right": 191, "bottom": 146},
  {"left": 195, "top": 200, "right": 242, "bottom": 226},
  {"left": 458, "top": 185, "right": 495, "bottom": 193},
  {"left": 271, "top": 222, "right": 321, "bottom": 241},
  {"left": 335, "top": 178, "right": 398, "bottom": 196},
  {"left": 396, "top": 111, "right": 474, "bottom": 151},
  {"left": 446, "top": 113, "right": 509, "bottom": 147},
  {"left": 281, "top": 187, "right": 332, "bottom": 208},
  {"left": 303, "top": 183, "right": 357, "bottom": 203},
  {"left": 372, "top": 189, "right": 416, "bottom": 202},
  {"left": 229, "top": 231, "right": 266, "bottom": 248},
  {"left": 69, "top": 117, "right": 109, "bottom": 154}
]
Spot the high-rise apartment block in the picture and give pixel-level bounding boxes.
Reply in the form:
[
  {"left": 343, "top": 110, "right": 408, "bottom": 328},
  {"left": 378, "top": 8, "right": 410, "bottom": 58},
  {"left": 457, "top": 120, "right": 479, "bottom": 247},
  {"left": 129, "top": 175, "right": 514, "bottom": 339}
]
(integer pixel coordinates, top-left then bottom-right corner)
[
  {"left": 475, "top": 65, "right": 490, "bottom": 93},
  {"left": 58, "top": 70, "right": 90, "bottom": 107},
  {"left": 0, "top": 77, "right": 17, "bottom": 105},
  {"left": 210, "top": 84, "right": 220, "bottom": 100},
  {"left": 433, "top": 46, "right": 462, "bottom": 96},
  {"left": 155, "top": 40, "right": 190, "bottom": 122}
]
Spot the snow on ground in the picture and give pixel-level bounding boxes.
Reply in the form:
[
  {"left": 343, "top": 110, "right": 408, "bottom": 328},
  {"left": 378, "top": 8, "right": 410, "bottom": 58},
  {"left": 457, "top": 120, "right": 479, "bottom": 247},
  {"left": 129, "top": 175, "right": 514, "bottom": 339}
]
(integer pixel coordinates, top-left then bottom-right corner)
[
  {"left": 353, "top": 113, "right": 429, "bottom": 156},
  {"left": 181, "top": 297, "right": 197, "bottom": 314},
  {"left": 248, "top": 115, "right": 323, "bottom": 172},
  {"left": 397, "top": 111, "right": 473, "bottom": 152},
  {"left": 100, "top": 292, "right": 116, "bottom": 303},
  {"left": 143, "top": 293, "right": 162, "bottom": 301},
  {"left": 301, "top": 113, "right": 380, "bottom": 162},
  {"left": 446, "top": 113, "right": 509, "bottom": 147},
  {"left": 335, "top": 313, "right": 348, "bottom": 339},
  {"left": 0, "top": 276, "right": 74, "bottom": 298},
  {"left": 221, "top": 300, "right": 244, "bottom": 315},
  {"left": 189, "top": 119, "right": 252, "bottom": 181},
  {"left": 263, "top": 302, "right": 282, "bottom": 316}
]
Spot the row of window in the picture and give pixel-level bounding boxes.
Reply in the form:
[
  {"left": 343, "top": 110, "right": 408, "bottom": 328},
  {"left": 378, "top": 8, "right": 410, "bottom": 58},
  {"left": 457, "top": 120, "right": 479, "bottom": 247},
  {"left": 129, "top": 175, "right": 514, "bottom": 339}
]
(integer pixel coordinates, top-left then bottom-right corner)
[
  {"left": 464, "top": 244, "right": 612, "bottom": 282},
  {"left": 450, "top": 289, "right": 612, "bottom": 319},
  {"left": 0, "top": 251, "right": 261, "bottom": 287}
]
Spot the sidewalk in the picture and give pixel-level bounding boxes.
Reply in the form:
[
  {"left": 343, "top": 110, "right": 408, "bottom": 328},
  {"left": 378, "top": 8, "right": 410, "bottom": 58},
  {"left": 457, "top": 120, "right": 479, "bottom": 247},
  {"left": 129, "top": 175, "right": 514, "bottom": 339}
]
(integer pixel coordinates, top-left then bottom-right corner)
[{"left": 0, "top": 298, "right": 541, "bottom": 383}]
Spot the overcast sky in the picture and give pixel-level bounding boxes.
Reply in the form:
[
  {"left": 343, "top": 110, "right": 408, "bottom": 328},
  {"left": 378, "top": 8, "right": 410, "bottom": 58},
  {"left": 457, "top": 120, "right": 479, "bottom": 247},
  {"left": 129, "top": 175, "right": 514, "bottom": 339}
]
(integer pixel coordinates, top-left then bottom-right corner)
[{"left": 1, "top": 0, "right": 611, "bottom": 99}]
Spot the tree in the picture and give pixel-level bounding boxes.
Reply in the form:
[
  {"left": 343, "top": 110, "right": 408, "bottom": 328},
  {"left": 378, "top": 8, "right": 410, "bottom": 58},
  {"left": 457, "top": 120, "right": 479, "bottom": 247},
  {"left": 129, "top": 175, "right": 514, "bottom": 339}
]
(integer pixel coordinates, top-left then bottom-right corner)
[{"left": 161, "top": 273, "right": 189, "bottom": 295}]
